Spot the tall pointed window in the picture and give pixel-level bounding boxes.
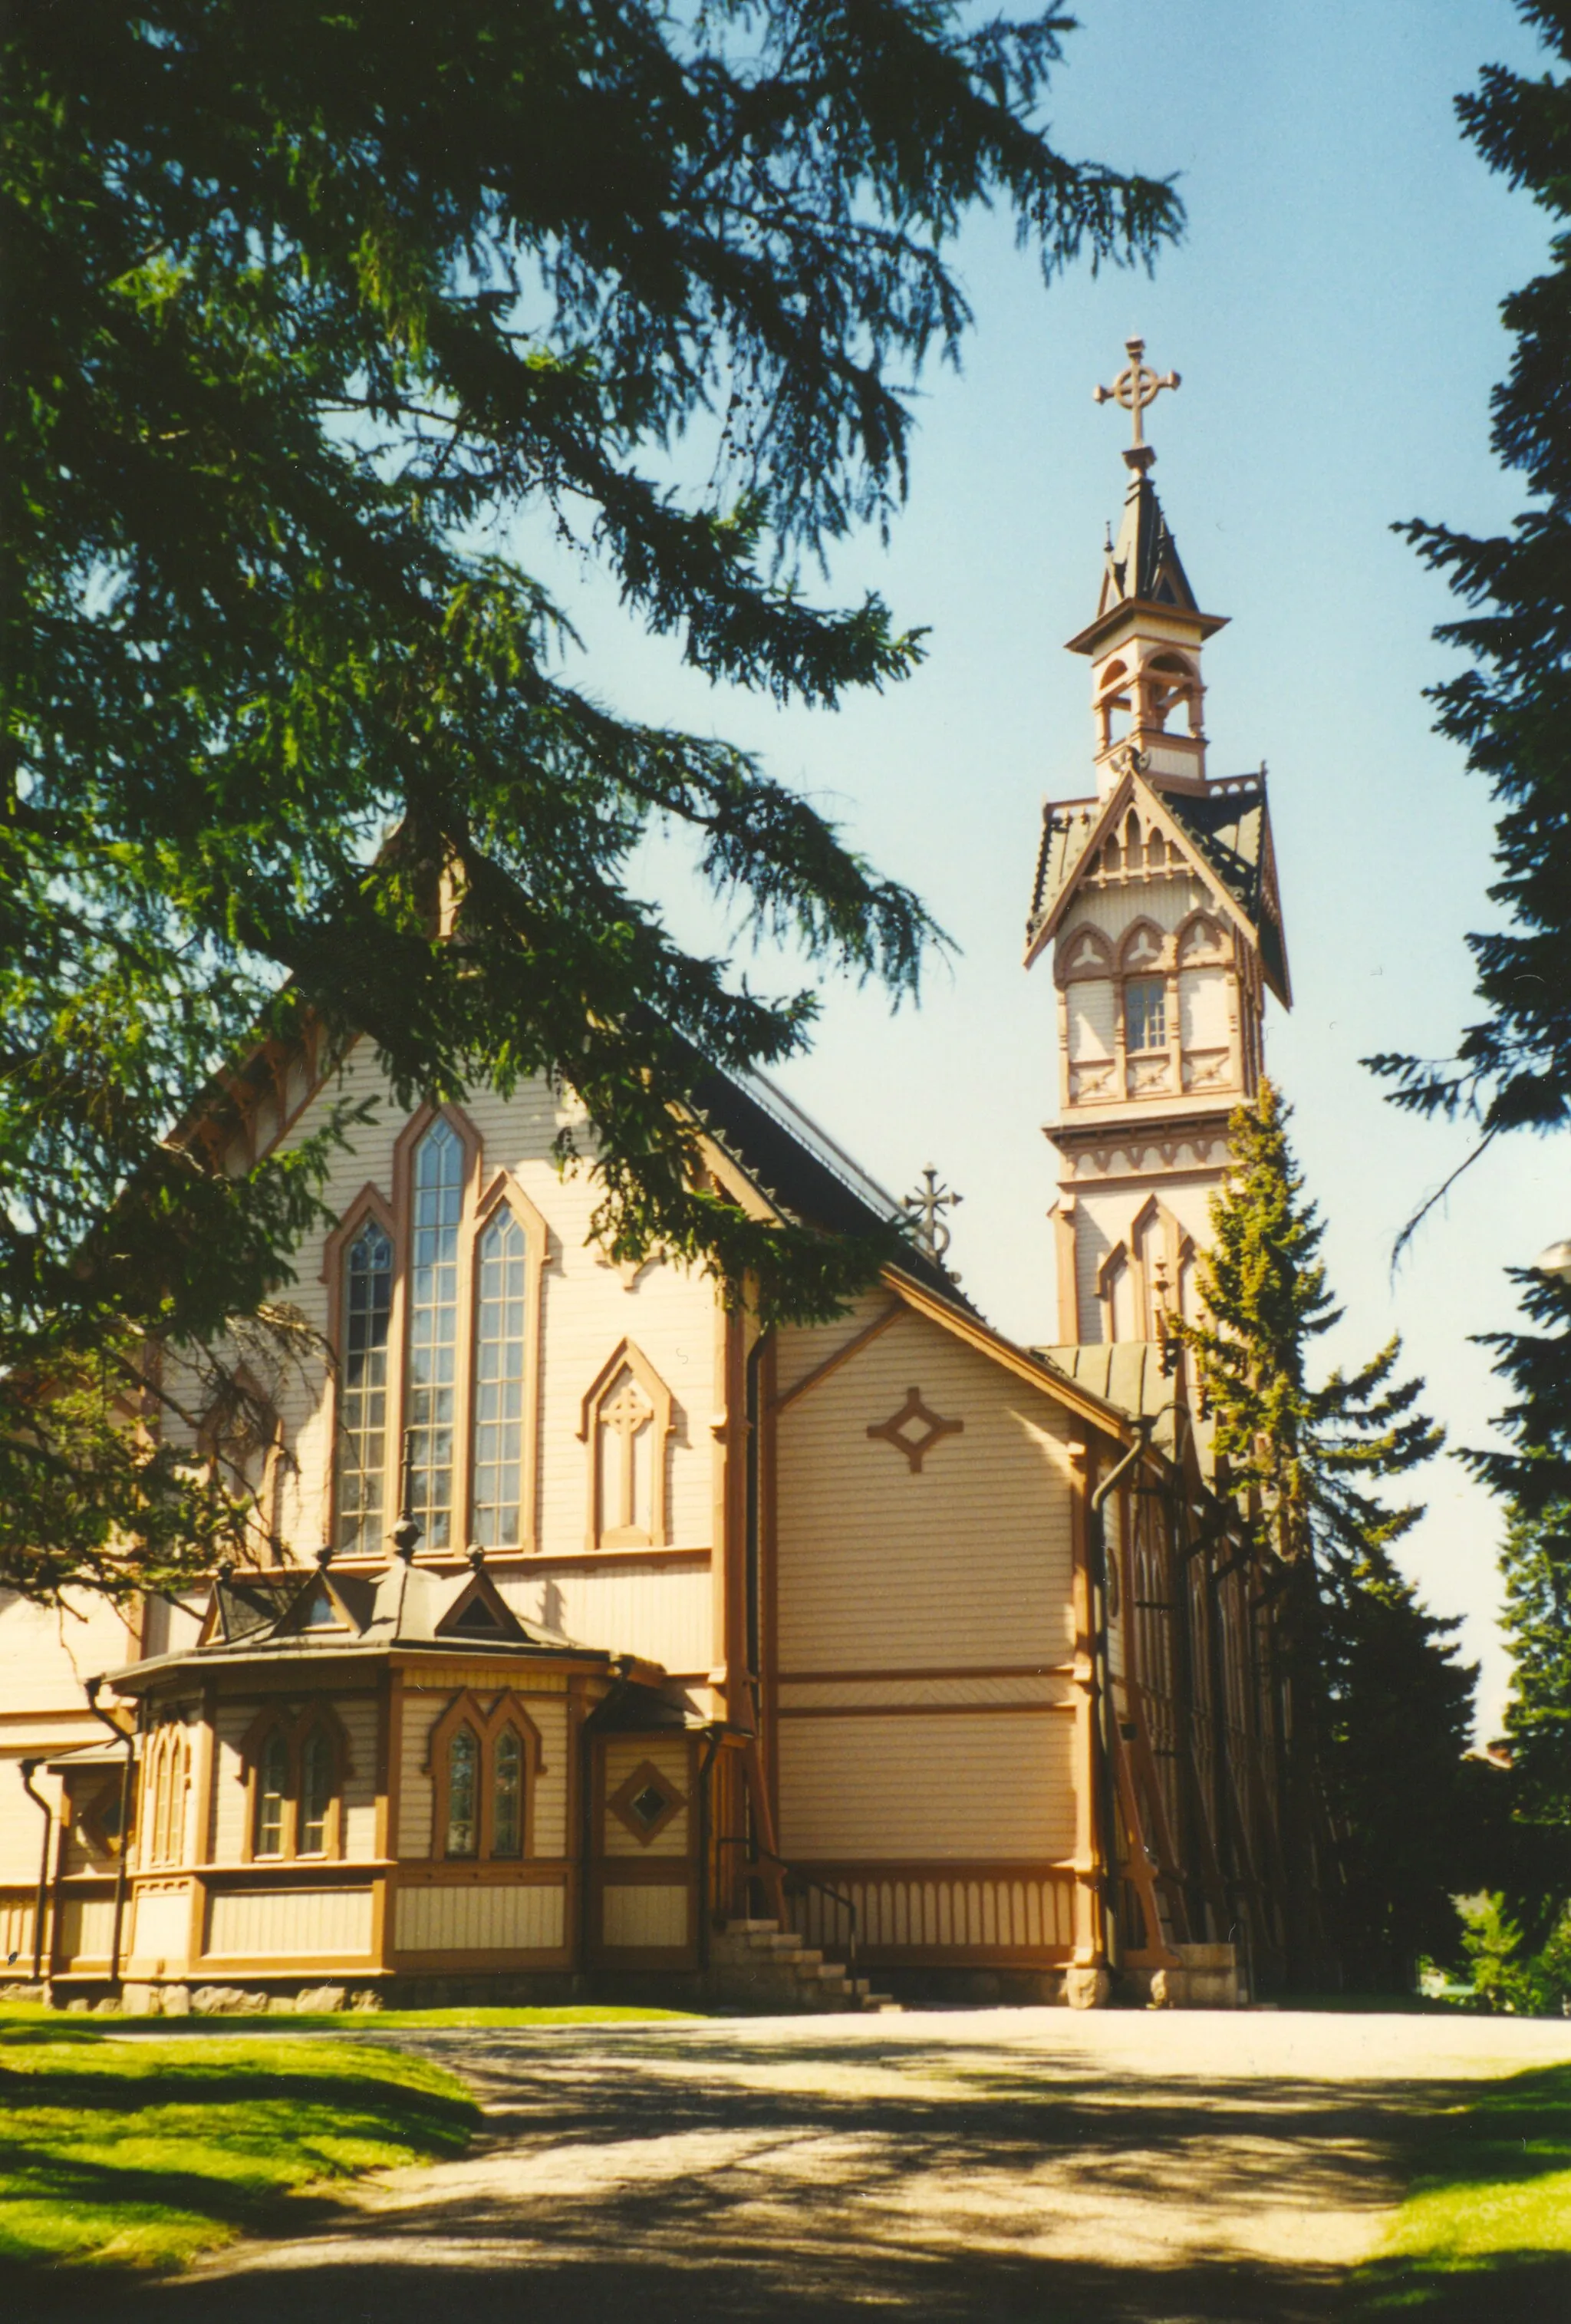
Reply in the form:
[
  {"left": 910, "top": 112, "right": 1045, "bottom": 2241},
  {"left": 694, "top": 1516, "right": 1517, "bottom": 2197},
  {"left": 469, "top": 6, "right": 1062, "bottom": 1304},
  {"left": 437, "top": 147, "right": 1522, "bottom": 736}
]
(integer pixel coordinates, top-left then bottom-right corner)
[
  {"left": 337, "top": 1219, "right": 394, "bottom": 1552},
  {"left": 300, "top": 1729, "right": 334, "bottom": 1854},
  {"left": 446, "top": 1726, "right": 479, "bottom": 1858},
  {"left": 492, "top": 1728, "right": 523, "bottom": 1859},
  {"left": 407, "top": 1119, "right": 463, "bottom": 1548},
  {"left": 1125, "top": 977, "right": 1168, "bottom": 1053},
  {"left": 473, "top": 1208, "right": 528, "bottom": 1547}
]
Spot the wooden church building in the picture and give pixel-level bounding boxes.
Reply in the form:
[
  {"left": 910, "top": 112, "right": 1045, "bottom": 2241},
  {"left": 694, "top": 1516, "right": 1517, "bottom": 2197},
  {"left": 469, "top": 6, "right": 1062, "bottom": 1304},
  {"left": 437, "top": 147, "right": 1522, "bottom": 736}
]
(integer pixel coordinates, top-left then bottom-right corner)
[{"left": 0, "top": 347, "right": 1303, "bottom": 2012}]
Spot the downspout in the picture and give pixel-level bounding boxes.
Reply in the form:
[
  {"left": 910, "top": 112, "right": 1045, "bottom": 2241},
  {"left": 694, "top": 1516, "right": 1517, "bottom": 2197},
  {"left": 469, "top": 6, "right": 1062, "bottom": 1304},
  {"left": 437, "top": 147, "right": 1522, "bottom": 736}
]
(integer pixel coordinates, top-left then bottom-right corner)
[
  {"left": 18, "top": 1761, "right": 52, "bottom": 1984},
  {"left": 84, "top": 1677, "right": 138, "bottom": 1988},
  {"left": 695, "top": 1728, "right": 723, "bottom": 1973},
  {"left": 1088, "top": 1418, "right": 1154, "bottom": 1969}
]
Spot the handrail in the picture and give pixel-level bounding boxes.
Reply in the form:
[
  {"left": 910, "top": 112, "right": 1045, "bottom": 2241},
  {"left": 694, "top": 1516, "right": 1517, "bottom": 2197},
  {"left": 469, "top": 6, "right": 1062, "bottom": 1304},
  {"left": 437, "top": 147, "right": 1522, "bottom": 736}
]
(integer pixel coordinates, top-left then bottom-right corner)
[{"left": 718, "top": 1838, "right": 858, "bottom": 1973}]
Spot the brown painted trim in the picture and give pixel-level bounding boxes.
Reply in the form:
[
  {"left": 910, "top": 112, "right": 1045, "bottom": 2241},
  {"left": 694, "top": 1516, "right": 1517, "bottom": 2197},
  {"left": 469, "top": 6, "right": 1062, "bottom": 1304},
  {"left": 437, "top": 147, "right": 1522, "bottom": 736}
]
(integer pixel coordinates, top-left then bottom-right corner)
[
  {"left": 855, "top": 1944, "right": 1074, "bottom": 1968},
  {"left": 390, "top": 1947, "right": 576, "bottom": 1973},
  {"left": 778, "top": 1702, "right": 1075, "bottom": 1720},
  {"left": 328, "top": 1545, "right": 712, "bottom": 1577},
  {"left": 881, "top": 1272, "right": 1139, "bottom": 1442},
  {"left": 784, "top": 1858, "right": 1079, "bottom": 1880},
  {"left": 778, "top": 1664, "right": 1075, "bottom": 1685},
  {"left": 424, "top": 1689, "right": 544, "bottom": 1864},
  {"left": 759, "top": 1330, "right": 781, "bottom": 1841},
  {"left": 770, "top": 1300, "right": 903, "bottom": 1415},
  {"left": 235, "top": 1699, "right": 354, "bottom": 1865},
  {"left": 397, "top": 1859, "right": 571, "bottom": 1887}
]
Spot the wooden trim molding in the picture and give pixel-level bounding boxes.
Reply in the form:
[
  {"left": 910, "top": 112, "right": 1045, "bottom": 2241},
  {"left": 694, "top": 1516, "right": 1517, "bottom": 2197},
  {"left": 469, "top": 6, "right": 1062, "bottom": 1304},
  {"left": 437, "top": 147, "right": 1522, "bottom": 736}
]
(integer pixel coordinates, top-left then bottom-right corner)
[{"left": 577, "top": 1337, "right": 675, "bottom": 1551}]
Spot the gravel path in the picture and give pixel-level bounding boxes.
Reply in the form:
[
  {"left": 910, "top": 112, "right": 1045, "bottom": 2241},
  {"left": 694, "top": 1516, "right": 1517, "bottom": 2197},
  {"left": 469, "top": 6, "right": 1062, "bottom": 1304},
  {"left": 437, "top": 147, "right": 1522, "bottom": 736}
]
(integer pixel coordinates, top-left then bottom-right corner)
[{"left": 68, "top": 2009, "right": 1571, "bottom": 2322}]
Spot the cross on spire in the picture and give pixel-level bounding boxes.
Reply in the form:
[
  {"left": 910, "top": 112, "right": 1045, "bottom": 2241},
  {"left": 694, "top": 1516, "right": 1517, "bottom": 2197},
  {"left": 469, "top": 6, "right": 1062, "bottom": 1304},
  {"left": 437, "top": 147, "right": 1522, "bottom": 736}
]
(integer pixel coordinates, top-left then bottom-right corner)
[
  {"left": 1093, "top": 337, "right": 1181, "bottom": 471},
  {"left": 902, "top": 1165, "right": 962, "bottom": 1264}
]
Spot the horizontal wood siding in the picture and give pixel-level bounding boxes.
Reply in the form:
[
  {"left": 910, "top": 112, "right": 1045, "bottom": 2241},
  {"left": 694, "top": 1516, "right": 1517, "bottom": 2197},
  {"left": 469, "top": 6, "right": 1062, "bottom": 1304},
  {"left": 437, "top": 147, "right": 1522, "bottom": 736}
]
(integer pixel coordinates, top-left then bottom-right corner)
[
  {"left": 499, "top": 1560, "right": 713, "bottom": 1678},
  {"left": 394, "top": 1881, "right": 565, "bottom": 1953},
  {"left": 774, "top": 1310, "right": 1076, "bottom": 1675},
  {"left": 777, "top": 1713, "right": 1075, "bottom": 1861},
  {"left": 601, "top": 1884, "right": 688, "bottom": 1950},
  {"left": 398, "top": 1685, "right": 570, "bottom": 1860},
  {"left": 204, "top": 1884, "right": 374, "bottom": 1958}
]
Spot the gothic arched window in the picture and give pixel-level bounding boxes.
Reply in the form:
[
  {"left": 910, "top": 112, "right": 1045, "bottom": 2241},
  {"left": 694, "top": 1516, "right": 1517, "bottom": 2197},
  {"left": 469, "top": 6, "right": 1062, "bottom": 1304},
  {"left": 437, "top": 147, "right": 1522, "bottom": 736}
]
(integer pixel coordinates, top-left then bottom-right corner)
[
  {"left": 255, "top": 1729, "right": 289, "bottom": 1858},
  {"left": 427, "top": 1693, "right": 541, "bottom": 1862}
]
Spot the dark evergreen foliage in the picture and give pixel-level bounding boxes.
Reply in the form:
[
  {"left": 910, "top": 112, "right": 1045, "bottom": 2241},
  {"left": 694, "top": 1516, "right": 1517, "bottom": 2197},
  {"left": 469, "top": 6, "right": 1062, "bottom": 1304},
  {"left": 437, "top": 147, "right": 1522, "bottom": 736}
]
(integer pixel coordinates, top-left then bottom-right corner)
[
  {"left": 1176, "top": 1085, "right": 1477, "bottom": 1988},
  {"left": 0, "top": 2, "right": 1180, "bottom": 1599}
]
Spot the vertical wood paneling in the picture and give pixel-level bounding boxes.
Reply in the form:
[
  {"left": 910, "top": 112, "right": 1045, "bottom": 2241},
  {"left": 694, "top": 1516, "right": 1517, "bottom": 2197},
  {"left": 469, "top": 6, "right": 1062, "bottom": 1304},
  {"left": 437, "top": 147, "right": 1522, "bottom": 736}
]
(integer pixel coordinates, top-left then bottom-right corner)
[
  {"left": 204, "top": 1884, "right": 374, "bottom": 1957},
  {"left": 798, "top": 1871, "right": 1075, "bottom": 1956},
  {"left": 58, "top": 1894, "right": 117, "bottom": 1963},
  {"left": 600, "top": 1884, "right": 687, "bottom": 1949},
  {"left": 127, "top": 1884, "right": 193, "bottom": 1973},
  {"left": 394, "top": 1881, "right": 565, "bottom": 1952}
]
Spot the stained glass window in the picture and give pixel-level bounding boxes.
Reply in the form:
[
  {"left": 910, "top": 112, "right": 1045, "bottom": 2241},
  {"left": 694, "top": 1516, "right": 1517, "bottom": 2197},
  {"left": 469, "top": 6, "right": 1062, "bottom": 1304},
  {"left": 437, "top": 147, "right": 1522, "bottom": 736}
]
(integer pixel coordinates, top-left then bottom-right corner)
[
  {"left": 446, "top": 1726, "right": 479, "bottom": 1858},
  {"left": 337, "top": 1217, "right": 394, "bottom": 1552},
  {"left": 492, "top": 1728, "right": 523, "bottom": 1859},
  {"left": 407, "top": 1120, "right": 463, "bottom": 1548},
  {"left": 473, "top": 1209, "right": 527, "bottom": 1547}
]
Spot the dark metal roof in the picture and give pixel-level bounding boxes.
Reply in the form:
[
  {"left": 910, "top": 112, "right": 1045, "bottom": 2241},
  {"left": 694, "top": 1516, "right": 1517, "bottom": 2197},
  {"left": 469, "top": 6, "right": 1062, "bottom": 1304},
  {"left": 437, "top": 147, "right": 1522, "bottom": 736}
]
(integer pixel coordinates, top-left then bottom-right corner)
[
  {"left": 677, "top": 1053, "right": 972, "bottom": 1310},
  {"left": 1102, "top": 473, "right": 1200, "bottom": 616},
  {"left": 1162, "top": 777, "right": 1289, "bottom": 1003}
]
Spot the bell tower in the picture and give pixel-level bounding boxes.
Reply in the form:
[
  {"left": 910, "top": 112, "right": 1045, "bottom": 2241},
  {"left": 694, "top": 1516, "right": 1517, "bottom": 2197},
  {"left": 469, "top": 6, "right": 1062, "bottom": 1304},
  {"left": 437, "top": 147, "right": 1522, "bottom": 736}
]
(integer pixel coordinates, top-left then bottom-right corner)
[{"left": 1025, "top": 341, "right": 1290, "bottom": 1352}]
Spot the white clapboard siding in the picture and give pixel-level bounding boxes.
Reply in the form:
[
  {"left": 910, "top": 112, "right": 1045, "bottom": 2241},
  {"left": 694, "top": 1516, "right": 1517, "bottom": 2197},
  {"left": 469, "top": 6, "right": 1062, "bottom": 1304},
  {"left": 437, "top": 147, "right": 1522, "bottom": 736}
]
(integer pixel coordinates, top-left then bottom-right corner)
[
  {"left": 394, "top": 1881, "right": 565, "bottom": 1953},
  {"left": 601, "top": 1884, "right": 687, "bottom": 1949},
  {"left": 205, "top": 1884, "right": 374, "bottom": 1958},
  {"left": 501, "top": 1561, "right": 713, "bottom": 1677},
  {"left": 774, "top": 1307, "right": 1075, "bottom": 1672},
  {"left": 778, "top": 1713, "right": 1075, "bottom": 1862},
  {"left": 601, "top": 1735, "right": 690, "bottom": 1859}
]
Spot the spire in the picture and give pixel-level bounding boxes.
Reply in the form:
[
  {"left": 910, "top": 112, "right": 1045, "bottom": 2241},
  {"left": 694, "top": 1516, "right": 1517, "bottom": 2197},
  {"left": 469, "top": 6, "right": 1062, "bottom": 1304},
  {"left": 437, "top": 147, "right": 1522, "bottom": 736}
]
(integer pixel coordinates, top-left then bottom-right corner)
[{"left": 1066, "top": 336, "right": 1227, "bottom": 793}]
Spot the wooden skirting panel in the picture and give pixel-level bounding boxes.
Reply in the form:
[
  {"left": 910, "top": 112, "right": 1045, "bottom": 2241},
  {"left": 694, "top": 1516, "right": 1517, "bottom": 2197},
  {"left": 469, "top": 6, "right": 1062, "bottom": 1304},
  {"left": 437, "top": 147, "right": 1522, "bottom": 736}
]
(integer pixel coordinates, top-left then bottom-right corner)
[{"left": 790, "top": 1862, "right": 1079, "bottom": 1963}]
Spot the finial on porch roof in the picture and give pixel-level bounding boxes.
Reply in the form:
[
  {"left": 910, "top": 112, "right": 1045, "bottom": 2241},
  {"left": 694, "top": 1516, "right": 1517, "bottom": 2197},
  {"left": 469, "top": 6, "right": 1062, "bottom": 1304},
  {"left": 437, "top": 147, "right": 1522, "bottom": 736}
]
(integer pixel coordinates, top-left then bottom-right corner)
[{"left": 1093, "top": 336, "right": 1181, "bottom": 473}]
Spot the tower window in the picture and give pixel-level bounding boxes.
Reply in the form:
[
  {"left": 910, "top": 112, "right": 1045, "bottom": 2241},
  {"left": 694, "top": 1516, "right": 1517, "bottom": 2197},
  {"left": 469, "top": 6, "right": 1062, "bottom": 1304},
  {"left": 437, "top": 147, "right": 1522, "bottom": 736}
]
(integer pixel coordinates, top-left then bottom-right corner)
[{"left": 1125, "top": 978, "right": 1168, "bottom": 1053}]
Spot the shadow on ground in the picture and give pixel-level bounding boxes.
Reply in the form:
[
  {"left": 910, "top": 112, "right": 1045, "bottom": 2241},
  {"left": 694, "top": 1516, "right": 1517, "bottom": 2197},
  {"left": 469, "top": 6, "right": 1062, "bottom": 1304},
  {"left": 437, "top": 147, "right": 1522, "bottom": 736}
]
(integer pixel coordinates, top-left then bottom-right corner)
[{"left": 19, "top": 2022, "right": 1571, "bottom": 2323}]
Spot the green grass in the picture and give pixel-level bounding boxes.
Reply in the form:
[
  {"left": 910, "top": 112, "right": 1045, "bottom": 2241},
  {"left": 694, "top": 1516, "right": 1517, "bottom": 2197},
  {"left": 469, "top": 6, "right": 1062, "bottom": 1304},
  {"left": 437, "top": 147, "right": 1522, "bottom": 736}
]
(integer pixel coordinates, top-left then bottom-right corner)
[
  {"left": 1358, "top": 2062, "right": 1571, "bottom": 2316},
  {"left": 0, "top": 2009, "right": 478, "bottom": 2278}
]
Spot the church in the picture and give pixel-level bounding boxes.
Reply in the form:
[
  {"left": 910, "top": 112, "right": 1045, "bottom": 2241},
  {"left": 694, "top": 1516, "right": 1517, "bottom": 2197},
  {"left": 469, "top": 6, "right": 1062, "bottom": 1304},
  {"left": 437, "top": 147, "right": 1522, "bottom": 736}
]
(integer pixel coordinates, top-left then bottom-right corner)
[{"left": 0, "top": 345, "right": 1306, "bottom": 2012}]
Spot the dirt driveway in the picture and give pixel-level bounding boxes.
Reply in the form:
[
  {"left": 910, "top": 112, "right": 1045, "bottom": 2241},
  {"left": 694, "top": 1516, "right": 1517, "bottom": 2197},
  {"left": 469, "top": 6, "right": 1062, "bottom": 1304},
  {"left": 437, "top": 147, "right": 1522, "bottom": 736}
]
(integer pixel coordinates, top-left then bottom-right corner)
[{"left": 96, "top": 2009, "right": 1571, "bottom": 2322}]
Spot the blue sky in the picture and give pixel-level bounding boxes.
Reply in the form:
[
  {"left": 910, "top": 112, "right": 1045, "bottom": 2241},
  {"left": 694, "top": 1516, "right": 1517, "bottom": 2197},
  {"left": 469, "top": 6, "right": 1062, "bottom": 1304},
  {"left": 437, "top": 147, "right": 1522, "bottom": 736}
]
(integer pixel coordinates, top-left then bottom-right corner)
[{"left": 533, "top": 0, "right": 1560, "bottom": 1732}]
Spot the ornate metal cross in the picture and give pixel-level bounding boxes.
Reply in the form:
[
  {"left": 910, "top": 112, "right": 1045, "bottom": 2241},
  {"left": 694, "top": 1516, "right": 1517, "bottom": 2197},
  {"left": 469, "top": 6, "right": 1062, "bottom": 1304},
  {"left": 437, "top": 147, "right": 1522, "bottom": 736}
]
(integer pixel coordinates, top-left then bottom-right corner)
[
  {"left": 1093, "top": 337, "right": 1181, "bottom": 460},
  {"left": 902, "top": 1165, "right": 962, "bottom": 1262}
]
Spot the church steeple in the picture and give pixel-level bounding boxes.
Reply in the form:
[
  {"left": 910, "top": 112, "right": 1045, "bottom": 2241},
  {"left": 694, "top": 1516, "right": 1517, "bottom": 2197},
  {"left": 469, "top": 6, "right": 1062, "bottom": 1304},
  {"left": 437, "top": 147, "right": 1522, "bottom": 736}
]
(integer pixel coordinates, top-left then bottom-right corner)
[
  {"left": 1067, "top": 342, "right": 1227, "bottom": 797},
  {"left": 1025, "top": 342, "right": 1289, "bottom": 1350}
]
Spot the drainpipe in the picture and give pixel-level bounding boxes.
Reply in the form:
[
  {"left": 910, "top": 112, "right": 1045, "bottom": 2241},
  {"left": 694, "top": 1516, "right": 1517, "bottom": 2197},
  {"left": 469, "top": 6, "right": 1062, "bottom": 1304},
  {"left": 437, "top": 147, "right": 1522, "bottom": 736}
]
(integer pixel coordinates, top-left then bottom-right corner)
[
  {"left": 1087, "top": 1418, "right": 1155, "bottom": 1969},
  {"left": 84, "top": 1676, "right": 138, "bottom": 1987},
  {"left": 18, "top": 1760, "right": 52, "bottom": 1983}
]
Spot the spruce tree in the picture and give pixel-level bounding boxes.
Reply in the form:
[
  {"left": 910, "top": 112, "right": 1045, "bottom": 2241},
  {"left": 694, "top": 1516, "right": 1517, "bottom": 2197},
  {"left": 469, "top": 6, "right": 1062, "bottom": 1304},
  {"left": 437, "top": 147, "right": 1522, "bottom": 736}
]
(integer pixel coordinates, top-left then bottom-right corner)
[
  {"left": 1, "top": 3, "right": 1181, "bottom": 1600},
  {"left": 1177, "top": 1084, "right": 1474, "bottom": 1988}
]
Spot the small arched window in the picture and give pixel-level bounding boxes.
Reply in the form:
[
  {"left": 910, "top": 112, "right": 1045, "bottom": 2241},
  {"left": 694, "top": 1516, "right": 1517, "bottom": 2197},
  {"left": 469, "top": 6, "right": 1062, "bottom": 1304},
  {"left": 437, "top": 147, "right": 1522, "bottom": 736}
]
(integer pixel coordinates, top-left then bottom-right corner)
[{"left": 243, "top": 1706, "right": 349, "bottom": 1863}]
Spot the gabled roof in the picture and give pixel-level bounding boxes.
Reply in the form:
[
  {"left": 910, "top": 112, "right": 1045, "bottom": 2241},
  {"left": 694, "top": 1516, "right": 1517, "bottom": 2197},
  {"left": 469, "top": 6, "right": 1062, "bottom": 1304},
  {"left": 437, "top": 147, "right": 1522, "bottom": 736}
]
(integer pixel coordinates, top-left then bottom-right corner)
[
  {"left": 1024, "top": 764, "right": 1290, "bottom": 1007},
  {"left": 1038, "top": 1343, "right": 1216, "bottom": 1478}
]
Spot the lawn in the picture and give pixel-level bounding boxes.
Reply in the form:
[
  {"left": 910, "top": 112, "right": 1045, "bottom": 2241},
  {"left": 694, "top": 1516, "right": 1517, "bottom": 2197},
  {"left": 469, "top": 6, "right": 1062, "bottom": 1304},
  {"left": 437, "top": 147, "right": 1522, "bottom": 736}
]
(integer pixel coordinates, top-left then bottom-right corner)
[
  {"left": 0, "top": 2009, "right": 479, "bottom": 2279},
  {"left": 1359, "top": 2061, "right": 1571, "bottom": 2317}
]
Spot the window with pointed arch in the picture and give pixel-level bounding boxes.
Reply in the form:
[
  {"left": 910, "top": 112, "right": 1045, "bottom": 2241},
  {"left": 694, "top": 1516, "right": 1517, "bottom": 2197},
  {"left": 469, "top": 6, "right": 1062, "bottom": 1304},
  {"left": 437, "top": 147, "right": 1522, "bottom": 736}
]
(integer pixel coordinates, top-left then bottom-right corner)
[
  {"left": 328, "top": 1116, "right": 549, "bottom": 1556},
  {"left": 142, "top": 1722, "right": 191, "bottom": 1868},
  {"left": 426, "top": 1693, "right": 540, "bottom": 1861},
  {"left": 242, "top": 1706, "right": 348, "bottom": 1861}
]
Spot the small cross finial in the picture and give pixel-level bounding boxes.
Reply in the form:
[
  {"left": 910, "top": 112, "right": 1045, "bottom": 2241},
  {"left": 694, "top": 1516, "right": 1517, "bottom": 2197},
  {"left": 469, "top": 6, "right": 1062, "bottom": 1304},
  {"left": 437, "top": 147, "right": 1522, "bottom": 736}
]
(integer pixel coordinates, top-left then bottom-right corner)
[
  {"left": 902, "top": 1166, "right": 963, "bottom": 1267},
  {"left": 1093, "top": 336, "right": 1181, "bottom": 471}
]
